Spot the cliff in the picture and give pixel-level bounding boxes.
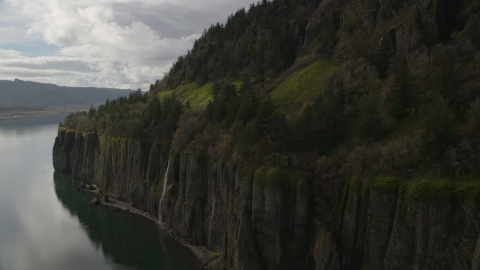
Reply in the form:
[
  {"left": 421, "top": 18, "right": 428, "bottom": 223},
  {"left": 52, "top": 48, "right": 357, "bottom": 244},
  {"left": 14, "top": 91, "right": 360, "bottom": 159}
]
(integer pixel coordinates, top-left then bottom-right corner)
[
  {"left": 53, "top": 129, "right": 310, "bottom": 269},
  {"left": 53, "top": 129, "right": 480, "bottom": 270},
  {"left": 52, "top": 0, "right": 480, "bottom": 268}
]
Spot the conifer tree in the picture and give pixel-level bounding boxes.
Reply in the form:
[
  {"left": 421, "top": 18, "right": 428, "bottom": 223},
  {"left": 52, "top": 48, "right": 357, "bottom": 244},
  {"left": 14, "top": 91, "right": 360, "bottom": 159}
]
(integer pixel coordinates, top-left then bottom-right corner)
[
  {"left": 439, "top": 56, "right": 459, "bottom": 111},
  {"left": 420, "top": 99, "right": 451, "bottom": 161},
  {"left": 390, "top": 58, "right": 412, "bottom": 118}
]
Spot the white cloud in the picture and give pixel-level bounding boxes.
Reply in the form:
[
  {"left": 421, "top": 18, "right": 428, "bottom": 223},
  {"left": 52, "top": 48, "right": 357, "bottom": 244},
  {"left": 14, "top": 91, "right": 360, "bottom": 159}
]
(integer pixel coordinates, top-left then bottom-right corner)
[
  {"left": 0, "top": 48, "right": 26, "bottom": 59},
  {"left": 0, "top": 0, "right": 255, "bottom": 89},
  {"left": 0, "top": 48, "right": 90, "bottom": 85}
]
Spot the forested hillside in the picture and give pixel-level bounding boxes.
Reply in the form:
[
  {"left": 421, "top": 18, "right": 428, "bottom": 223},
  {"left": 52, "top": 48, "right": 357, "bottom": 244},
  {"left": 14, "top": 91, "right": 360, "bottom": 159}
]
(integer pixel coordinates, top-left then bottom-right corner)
[
  {"left": 55, "top": 1, "right": 480, "bottom": 269},
  {"left": 63, "top": 0, "right": 480, "bottom": 177}
]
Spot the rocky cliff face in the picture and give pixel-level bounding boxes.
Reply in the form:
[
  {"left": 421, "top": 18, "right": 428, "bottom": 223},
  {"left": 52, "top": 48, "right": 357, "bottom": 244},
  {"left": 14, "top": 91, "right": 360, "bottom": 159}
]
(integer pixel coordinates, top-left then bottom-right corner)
[
  {"left": 314, "top": 0, "right": 467, "bottom": 62},
  {"left": 51, "top": 0, "right": 480, "bottom": 268},
  {"left": 313, "top": 176, "right": 480, "bottom": 270},
  {"left": 53, "top": 129, "right": 480, "bottom": 270},
  {"left": 53, "top": 130, "right": 310, "bottom": 269}
]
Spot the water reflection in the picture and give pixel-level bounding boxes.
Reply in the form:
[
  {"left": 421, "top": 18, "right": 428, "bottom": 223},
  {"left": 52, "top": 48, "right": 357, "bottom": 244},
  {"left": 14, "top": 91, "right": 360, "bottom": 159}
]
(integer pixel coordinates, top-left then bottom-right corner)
[
  {"left": 0, "top": 115, "right": 113, "bottom": 270},
  {"left": 0, "top": 114, "right": 200, "bottom": 270},
  {"left": 53, "top": 172, "right": 200, "bottom": 270}
]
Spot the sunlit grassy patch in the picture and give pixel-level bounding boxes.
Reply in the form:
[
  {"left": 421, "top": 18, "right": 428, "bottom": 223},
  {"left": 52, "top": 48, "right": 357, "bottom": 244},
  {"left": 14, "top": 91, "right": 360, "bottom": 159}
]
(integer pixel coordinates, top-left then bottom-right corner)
[
  {"left": 158, "top": 83, "right": 213, "bottom": 110},
  {"left": 269, "top": 60, "right": 337, "bottom": 114}
]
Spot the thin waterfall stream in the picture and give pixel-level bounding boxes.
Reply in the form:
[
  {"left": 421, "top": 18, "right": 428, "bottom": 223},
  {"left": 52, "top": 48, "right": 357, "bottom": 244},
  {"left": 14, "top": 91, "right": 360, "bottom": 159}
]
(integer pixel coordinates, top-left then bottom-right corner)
[
  {"left": 303, "top": 20, "right": 310, "bottom": 48},
  {"left": 158, "top": 161, "right": 170, "bottom": 223},
  {"left": 209, "top": 197, "right": 216, "bottom": 232},
  {"left": 208, "top": 184, "right": 216, "bottom": 246}
]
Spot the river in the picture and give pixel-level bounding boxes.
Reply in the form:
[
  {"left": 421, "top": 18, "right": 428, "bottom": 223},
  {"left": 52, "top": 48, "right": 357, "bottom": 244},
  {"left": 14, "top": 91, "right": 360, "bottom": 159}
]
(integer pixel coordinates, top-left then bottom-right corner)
[{"left": 0, "top": 114, "right": 200, "bottom": 270}]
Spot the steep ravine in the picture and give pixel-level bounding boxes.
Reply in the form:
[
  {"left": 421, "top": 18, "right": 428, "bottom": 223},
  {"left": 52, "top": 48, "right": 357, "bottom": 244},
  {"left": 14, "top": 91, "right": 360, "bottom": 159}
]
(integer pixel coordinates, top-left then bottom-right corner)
[{"left": 53, "top": 129, "right": 480, "bottom": 269}]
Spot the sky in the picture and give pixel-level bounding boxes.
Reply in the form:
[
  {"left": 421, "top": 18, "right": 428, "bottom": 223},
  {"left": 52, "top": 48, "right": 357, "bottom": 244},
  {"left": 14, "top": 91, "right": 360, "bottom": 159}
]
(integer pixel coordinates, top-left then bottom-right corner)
[{"left": 0, "top": 0, "right": 255, "bottom": 90}]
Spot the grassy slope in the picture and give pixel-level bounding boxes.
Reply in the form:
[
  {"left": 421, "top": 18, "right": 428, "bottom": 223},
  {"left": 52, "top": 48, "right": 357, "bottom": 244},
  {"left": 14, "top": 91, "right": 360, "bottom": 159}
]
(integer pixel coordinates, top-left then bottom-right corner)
[
  {"left": 158, "top": 83, "right": 213, "bottom": 110},
  {"left": 269, "top": 60, "right": 337, "bottom": 114},
  {"left": 159, "top": 60, "right": 336, "bottom": 115}
]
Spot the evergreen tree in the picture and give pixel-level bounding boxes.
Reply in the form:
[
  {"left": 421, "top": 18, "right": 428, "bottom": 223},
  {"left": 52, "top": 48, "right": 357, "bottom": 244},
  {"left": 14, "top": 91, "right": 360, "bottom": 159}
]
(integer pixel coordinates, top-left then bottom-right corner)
[
  {"left": 438, "top": 56, "right": 459, "bottom": 111},
  {"left": 237, "top": 93, "right": 256, "bottom": 123},
  {"left": 390, "top": 58, "right": 412, "bottom": 118},
  {"left": 256, "top": 96, "right": 275, "bottom": 134},
  {"left": 356, "top": 92, "right": 382, "bottom": 139},
  {"left": 420, "top": 99, "right": 452, "bottom": 161}
]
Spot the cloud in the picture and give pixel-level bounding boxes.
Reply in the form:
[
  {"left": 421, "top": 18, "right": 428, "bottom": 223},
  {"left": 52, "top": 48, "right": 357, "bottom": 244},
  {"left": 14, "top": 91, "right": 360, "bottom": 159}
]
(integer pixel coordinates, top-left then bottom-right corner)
[
  {"left": 2, "top": 57, "right": 92, "bottom": 73},
  {"left": 0, "top": 48, "right": 25, "bottom": 59},
  {"left": 0, "top": 0, "right": 255, "bottom": 89}
]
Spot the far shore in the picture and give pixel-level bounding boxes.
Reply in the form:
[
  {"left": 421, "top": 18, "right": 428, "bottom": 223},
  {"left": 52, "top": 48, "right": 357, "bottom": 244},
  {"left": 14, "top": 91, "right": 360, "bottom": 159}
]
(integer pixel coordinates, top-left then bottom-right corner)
[{"left": 0, "top": 106, "right": 95, "bottom": 120}]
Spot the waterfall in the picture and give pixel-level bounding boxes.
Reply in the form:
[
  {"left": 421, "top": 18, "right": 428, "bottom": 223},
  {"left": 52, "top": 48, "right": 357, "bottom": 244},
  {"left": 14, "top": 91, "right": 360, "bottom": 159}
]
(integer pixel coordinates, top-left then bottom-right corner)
[
  {"left": 158, "top": 161, "right": 170, "bottom": 223},
  {"left": 210, "top": 197, "right": 216, "bottom": 227},
  {"left": 208, "top": 179, "right": 217, "bottom": 246},
  {"left": 303, "top": 21, "right": 310, "bottom": 48}
]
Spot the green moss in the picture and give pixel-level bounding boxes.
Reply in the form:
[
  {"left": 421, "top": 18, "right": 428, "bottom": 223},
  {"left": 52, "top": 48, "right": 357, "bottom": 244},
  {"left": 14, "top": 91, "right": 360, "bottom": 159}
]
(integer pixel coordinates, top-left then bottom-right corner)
[
  {"left": 58, "top": 128, "right": 96, "bottom": 137},
  {"left": 342, "top": 176, "right": 480, "bottom": 226},
  {"left": 253, "top": 166, "right": 304, "bottom": 190},
  {"left": 404, "top": 178, "right": 450, "bottom": 202},
  {"left": 239, "top": 167, "right": 254, "bottom": 176},
  {"left": 269, "top": 60, "right": 337, "bottom": 114},
  {"left": 208, "top": 251, "right": 221, "bottom": 260},
  {"left": 371, "top": 176, "right": 403, "bottom": 193},
  {"left": 351, "top": 175, "right": 480, "bottom": 208},
  {"left": 104, "top": 135, "right": 142, "bottom": 145},
  {"left": 404, "top": 177, "right": 480, "bottom": 204}
]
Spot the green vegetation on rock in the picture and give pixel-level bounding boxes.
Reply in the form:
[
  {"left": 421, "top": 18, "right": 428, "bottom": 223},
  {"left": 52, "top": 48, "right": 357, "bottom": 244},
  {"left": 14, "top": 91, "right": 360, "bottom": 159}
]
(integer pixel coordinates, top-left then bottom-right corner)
[
  {"left": 253, "top": 166, "right": 304, "bottom": 190},
  {"left": 158, "top": 82, "right": 213, "bottom": 110},
  {"left": 270, "top": 60, "right": 337, "bottom": 113},
  {"left": 53, "top": 1, "right": 480, "bottom": 269},
  {"left": 59, "top": 0, "right": 480, "bottom": 181}
]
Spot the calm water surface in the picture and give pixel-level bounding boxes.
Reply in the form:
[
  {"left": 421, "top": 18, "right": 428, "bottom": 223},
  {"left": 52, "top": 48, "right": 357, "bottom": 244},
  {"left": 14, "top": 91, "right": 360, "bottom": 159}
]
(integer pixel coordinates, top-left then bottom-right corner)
[{"left": 0, "top": 114, "right": 200, "bottom": 270}]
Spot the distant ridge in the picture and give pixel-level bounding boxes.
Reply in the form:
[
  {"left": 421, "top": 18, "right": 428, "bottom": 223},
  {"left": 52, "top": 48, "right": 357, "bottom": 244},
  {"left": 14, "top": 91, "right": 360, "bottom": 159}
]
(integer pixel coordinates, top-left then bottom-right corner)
[{"left": 0, "top": 79, "right": 133, "bottom": 107}]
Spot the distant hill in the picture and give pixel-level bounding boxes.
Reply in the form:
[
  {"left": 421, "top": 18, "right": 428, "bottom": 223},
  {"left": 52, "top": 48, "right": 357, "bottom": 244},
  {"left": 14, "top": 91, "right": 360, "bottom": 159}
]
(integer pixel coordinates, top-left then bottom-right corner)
[{"left": 0, "top": 79, "right": 133, "bottom": 107}]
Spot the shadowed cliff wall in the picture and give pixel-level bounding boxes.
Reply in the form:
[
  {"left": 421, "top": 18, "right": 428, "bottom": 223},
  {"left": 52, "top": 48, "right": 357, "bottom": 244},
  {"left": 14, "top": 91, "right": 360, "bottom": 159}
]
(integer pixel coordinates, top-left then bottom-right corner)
[{"left": 54, "top": 129, "right": 480, "bottom": 270}]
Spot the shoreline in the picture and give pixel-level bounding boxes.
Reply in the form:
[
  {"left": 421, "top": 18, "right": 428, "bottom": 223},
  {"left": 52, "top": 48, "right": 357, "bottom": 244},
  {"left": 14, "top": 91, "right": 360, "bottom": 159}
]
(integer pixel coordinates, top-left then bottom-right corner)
[
  {"left": 0, "top": 106, "right": 94, "bottom": 120},
  {"left": 74, "top": 180, "right": 213, "bottom": 268}
]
